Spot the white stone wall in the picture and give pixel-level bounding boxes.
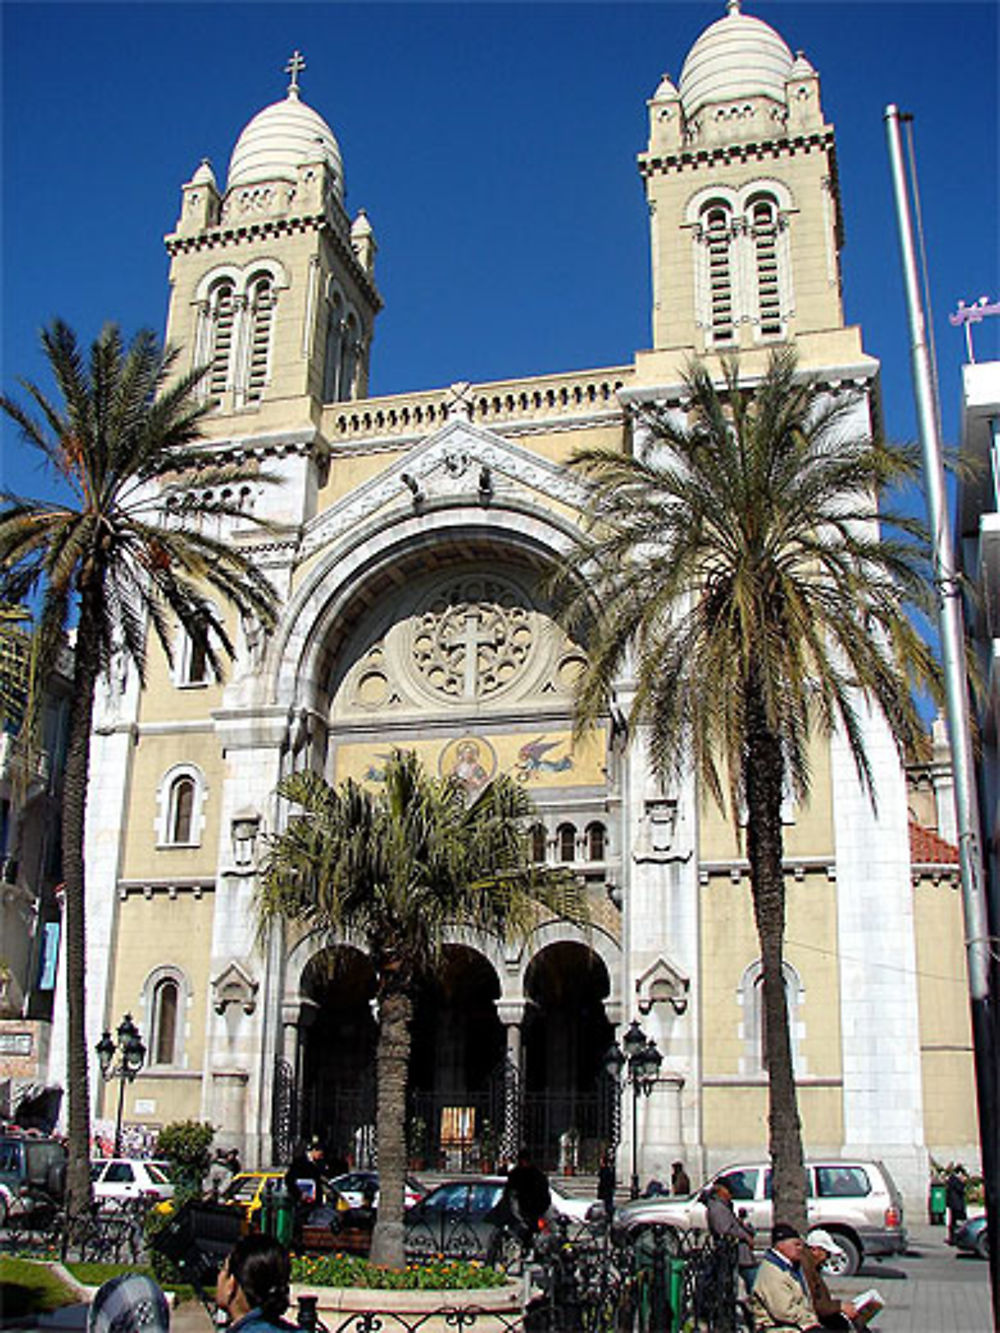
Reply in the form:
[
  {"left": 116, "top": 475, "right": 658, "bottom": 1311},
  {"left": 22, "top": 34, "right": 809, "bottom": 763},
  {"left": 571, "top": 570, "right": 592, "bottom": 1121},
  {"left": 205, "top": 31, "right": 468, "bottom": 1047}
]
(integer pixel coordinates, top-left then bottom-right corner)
[{"left": 832, "top": 704, "right": 928, "bottom": 1205}]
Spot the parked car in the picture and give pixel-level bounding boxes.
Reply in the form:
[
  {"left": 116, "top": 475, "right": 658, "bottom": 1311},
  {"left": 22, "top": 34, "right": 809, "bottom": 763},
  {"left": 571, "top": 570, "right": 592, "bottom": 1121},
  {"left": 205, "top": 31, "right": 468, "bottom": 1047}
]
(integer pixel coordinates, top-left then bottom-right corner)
[
  {"left": 402, "top": 1175, "right": 597, "bottom": 1263},
  {"left": 954, "top": 1214, "right": 989, "bottom": 1260},
  {"left": 0, "top": 1131, "right": 67, "bottom": 1226},
  {"left": 328, "top": 1169, "right": 425, "bottom": 1210},
  {"left": 404, "top": 1177, "right": 508, "bottom": 1262},
  {"left": 91, "top": 1158, "right": 175, "bottom": 1207},
  {"left": 613, "top": 1159, "right": 906, "bottom": 1276},
  {"left": 220, "top": 1170, "right": 286, "bottom": 1225}
]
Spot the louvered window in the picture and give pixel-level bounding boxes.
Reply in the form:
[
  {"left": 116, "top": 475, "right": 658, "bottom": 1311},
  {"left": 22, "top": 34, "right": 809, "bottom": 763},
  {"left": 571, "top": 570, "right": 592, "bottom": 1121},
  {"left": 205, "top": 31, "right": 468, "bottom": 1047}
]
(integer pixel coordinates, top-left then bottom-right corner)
[
  {"left": 705, "top": 206, "right": 734, "bottom": 344},
  {"left": 751, "top": 198, "right": 782, "bottom": 336},
  {"left": 246, "top": 276, "right": 274, "bottom": 402},
  {"left": 208, "top": 282, "right": 235, "bottom": 400}
]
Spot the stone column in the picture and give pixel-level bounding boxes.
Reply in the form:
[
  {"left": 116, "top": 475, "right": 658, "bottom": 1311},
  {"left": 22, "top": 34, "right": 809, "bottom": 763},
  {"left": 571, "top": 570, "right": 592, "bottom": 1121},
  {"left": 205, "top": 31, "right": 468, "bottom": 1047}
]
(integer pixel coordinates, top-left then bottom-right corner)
[{"left": 495, "top": 1000, "right": 526, "bottom": 1165}]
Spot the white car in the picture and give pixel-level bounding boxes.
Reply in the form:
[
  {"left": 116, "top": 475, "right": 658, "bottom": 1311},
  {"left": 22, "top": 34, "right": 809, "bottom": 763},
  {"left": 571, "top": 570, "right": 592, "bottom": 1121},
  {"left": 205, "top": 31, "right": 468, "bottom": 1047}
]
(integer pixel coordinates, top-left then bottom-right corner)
[
  {"left": 548, "top": 1179, "right": 598, "bottom": 1224},
  {"left": 328, "top": 1169, "right": 425, "bottom": 1210},
  {"left": 91, "top": 1158, "right": 175, "bottom": 1206}
]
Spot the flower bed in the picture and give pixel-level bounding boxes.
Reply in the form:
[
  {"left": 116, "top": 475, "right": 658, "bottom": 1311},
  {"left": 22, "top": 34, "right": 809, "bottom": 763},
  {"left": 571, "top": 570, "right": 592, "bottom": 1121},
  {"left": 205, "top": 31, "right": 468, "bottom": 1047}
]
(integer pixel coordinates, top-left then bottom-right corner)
[{"left": 290, "top": 1254, "right": 508, "bottom": 1290}]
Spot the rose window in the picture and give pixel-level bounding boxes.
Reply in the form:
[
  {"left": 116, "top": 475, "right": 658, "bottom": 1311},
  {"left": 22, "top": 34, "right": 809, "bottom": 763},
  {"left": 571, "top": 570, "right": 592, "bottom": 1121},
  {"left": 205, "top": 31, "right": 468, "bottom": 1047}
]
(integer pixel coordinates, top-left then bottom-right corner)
[{"left": 411, "top": 577, "right": 534, "bottom": 700}]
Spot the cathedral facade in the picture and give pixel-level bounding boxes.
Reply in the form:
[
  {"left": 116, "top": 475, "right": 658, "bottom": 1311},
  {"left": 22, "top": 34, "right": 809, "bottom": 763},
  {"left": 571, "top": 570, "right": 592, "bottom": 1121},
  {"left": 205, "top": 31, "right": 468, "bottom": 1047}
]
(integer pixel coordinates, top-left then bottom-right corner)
[{"left": 45, "top": 5, "right": 976, "bottom": 1203}]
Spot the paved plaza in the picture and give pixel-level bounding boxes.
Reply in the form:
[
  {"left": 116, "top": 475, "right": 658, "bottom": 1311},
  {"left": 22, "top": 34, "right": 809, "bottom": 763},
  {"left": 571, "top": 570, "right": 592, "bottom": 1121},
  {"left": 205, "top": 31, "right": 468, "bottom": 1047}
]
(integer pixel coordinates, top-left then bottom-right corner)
[{"left": 825, "top": 1223, "right": 990, "bottom": 1331}]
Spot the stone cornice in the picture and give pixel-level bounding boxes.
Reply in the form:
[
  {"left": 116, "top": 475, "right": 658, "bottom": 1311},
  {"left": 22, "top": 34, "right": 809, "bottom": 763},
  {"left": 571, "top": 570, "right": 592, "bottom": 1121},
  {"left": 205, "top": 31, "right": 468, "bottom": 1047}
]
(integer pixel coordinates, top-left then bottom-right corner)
[
  {"left": 639, "top": 127, "right": 836, "bottom": 178},
  {"left": 165, "top": 214, "right": 381, "bottom": 311}
]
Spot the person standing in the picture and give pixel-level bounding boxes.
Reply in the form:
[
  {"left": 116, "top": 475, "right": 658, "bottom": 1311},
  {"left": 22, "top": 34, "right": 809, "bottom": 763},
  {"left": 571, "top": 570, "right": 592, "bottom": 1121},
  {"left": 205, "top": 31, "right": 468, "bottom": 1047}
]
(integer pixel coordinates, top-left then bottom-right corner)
[
  {"left": 285, "top": 1136, "right": 325, "bottom": 1209},
  {"left": 750, "top": 1224, "right": 822, "bottom": 1332},
  {"left": 671, "top": 1161, "right": 691, "bottom": 1195},
  {"left": 946, "top": 1166, "right": 968, "bottom": 1244},
  {"left": 597, "top": 1150, "right": 616, "bottom": 1222},
  {"left": 504, "top": 1148, "right": 552, "bottom": 1244},
  {"left": 706, "top": 1181, "right": 757, "bottom": 1295}
]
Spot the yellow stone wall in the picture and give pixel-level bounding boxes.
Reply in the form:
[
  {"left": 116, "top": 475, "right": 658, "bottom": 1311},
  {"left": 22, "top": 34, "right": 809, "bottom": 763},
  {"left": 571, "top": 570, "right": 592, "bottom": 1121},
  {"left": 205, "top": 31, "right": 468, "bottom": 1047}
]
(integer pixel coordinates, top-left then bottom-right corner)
[
  {"left": 101, "top": 890, "right": 215, "bottom": 1129},
  {"left": 700, "top": 868, "right": 844, "bottom": 1151},
  {"left": 120, "top": 730, "right": 225, "bottom": 881},
  {"left": 645, "top": 144, "right": 844, "bottom": 355},
  {"left": 913, "top": 874, "right": 978, "bottom": 1154},
  {"left": 697, "top": 736, "right": 835, "bottom": 863}
]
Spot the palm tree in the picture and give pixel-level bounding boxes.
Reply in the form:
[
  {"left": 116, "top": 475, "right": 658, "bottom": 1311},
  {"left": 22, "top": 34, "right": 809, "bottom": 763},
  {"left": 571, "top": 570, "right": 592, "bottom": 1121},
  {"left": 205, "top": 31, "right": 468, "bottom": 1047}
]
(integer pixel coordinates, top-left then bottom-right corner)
[
  {"left": 0, "top": 319, "right": 277, "bottom": 1215},
  {"left": 256, "top": 748, "right": 589, "bottom": 1268},
  {"left": 558, "top": 349, "right": 939, "bottom": 1230}
]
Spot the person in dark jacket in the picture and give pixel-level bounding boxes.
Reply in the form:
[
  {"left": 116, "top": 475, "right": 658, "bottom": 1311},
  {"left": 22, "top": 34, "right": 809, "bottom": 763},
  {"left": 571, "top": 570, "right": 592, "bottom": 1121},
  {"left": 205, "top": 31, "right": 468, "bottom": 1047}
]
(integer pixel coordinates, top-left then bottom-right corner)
[
  {"left": 946, "top": 1166, "right": 968, "bottom": 1244},
  {"left": 215, "top": 1234, "right": 295, "bottom": 1333},
  {"left": 671, "top": 1161, "right": 691, "bottom": 1195},
  {"left": 597, "top": 1151, "right": 616, "bottom": 1222},
  {"left": 505, "top": 1149, "right": 551, "bottom": 1241},
  {"left": 284, "top": 1136, "right": 325, "bottom": 1208}
]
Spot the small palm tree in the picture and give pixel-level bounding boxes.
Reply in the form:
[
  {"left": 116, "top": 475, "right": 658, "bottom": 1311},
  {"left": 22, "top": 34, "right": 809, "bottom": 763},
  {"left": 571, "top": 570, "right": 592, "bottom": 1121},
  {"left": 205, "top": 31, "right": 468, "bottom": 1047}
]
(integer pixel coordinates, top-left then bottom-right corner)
[
  {"left": 558, "top": 349, "right": 938, "bottom": 1229},
  {"left": 0, "top": 319, "right": 277, "bottom": 1214},
  {"left": 257, "top": 748, "right": 589, "bottom": 1268}
]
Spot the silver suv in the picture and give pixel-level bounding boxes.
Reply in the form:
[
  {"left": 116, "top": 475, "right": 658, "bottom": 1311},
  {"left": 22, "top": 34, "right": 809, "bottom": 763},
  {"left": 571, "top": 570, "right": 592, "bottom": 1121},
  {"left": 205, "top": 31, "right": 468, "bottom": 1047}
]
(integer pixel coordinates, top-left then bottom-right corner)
[{"left": 613, "top": 1159, "right": 906, "bottom": 1276}]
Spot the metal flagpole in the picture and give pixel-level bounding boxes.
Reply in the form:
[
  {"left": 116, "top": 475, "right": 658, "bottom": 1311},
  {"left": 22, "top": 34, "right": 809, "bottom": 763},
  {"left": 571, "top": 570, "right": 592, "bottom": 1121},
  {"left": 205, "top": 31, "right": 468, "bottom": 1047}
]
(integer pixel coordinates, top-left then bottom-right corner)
[{"left": 885, "top": 103, "right": 1000, "bottom": 1329}]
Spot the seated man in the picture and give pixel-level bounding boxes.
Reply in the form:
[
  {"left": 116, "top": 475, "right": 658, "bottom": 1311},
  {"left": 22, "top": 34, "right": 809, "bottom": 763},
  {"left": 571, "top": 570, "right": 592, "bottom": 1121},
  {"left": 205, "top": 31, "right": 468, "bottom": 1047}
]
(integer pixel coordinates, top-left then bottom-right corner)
[
  {"left": 750, "top": 1223, "right": 822, "bottom": 1332},
  {"left": 800, "top": 1230, "right": 860, "bottom": 1330}
]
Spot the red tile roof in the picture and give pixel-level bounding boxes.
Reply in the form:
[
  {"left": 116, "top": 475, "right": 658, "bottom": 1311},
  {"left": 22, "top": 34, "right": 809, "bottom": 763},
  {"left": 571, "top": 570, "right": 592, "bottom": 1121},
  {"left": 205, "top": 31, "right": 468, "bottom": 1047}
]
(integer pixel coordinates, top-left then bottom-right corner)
[{"left": 910, "top": 821, "right": 960, "bottom": 866}]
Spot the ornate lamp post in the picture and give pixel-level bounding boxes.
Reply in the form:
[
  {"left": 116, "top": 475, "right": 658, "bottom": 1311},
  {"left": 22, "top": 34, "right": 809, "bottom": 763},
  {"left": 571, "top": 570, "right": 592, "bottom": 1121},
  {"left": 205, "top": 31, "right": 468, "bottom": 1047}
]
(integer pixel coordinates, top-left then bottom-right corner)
[
  {"left": 96, "top": 1013, "right": 146, "bottom": 1157},
  {"left": 604, "top": 1018, "right": 662, "bottom": 1199}
]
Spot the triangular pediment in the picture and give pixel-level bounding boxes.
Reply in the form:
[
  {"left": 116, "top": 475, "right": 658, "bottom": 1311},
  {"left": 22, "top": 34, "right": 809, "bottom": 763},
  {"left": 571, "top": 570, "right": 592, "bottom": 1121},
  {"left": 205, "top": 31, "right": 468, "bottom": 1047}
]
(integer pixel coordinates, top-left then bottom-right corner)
[{"left": 301, "top": 418, "right": 589, "bottom": 561}]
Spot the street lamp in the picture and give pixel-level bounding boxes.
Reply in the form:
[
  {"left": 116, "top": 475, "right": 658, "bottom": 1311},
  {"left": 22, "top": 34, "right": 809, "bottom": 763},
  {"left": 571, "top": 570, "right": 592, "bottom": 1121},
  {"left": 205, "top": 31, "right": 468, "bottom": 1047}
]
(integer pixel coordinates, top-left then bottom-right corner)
[
  {"left": 604, "top": 1018, "right": 662, "bottom": 1199},
  {"left": 96, "top": 1013, "right": 146, "bottom": 1157}
]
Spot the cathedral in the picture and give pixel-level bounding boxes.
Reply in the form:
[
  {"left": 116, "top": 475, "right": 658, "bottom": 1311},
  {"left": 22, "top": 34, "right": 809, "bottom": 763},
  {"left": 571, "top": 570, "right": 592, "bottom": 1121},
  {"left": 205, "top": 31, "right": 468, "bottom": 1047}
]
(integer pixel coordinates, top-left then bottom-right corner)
[{"left": 41, "top": 3, "right": 976, "bottom": 1204}]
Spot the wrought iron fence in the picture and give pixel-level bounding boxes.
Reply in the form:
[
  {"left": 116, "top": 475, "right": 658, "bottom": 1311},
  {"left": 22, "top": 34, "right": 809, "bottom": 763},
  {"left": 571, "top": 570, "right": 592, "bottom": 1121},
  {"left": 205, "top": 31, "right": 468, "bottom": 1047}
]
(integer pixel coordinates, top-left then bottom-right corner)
[{"left": 0, "top": 1197, "right": 148, "bottom": 1265}]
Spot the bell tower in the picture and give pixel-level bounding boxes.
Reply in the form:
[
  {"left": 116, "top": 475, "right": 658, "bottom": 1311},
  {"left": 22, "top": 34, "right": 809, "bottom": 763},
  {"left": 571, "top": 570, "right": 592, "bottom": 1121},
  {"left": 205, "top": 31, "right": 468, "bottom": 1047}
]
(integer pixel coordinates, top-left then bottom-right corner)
[
  {"left": 164, "top": 52, "right": 381, "bottom": 425},
  {"left": 637, "top": 2, "right": 860, "bottom": 379}
]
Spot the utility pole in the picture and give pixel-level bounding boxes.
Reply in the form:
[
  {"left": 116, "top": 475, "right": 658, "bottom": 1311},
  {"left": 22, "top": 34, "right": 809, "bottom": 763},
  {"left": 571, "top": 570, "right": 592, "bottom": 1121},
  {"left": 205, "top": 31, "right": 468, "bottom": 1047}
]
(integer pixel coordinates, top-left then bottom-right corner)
[{"left": 885, "top": 104, "right": 1000, "bottom": 1329}]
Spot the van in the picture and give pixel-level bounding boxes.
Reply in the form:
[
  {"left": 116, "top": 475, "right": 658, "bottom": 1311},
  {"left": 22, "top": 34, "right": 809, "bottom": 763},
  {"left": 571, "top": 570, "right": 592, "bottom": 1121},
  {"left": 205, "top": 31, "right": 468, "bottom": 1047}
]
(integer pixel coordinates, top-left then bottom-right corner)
[{"left": 614, "top": 1158, "right": 906, "bottom": 1275}]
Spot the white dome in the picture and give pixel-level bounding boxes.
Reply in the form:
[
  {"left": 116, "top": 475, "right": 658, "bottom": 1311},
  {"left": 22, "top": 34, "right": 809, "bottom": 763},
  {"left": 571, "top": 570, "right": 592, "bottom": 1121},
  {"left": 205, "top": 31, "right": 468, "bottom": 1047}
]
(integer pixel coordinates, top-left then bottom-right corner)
[
  {"left": 679, "top": 3, "right": 794, "bottom": 120},
  {"left": 227, "top": 89, "right": 343, "bottom": 198}
]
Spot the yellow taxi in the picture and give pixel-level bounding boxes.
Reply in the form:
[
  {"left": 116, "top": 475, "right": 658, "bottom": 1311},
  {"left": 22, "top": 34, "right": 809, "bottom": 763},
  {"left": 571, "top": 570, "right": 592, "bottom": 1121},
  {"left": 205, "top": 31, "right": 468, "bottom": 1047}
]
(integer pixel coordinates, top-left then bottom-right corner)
[{"left": 220, "top": 1170, "right": 286, "bottom": 1228}]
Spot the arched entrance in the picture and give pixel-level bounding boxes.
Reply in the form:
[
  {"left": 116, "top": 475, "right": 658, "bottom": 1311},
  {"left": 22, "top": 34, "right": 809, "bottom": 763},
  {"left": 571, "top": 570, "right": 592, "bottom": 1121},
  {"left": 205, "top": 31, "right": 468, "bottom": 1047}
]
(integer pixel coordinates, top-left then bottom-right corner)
[
  {"left": 299, "top": 947, "right": 378, "bottom": 1166},
  {"left": 409, "top": 945, "right": 505, "bottom": 1170},
  {"left": 522, "top": 942, "right": 615, "bottom": 1172}
]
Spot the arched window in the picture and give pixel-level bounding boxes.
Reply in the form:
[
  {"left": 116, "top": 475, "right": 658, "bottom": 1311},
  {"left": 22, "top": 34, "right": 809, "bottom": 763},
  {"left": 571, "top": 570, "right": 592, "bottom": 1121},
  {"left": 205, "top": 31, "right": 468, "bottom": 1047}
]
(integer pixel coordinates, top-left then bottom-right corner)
[
  {"left": 157, "top": 764, "right": 207, "bottom": 848},
  {"left": 153, "top": 977, "right": 179, "bottom": 1065},
  {"left": 143, "top": 966, "right": 190, "bottom": 1069},
  {"left": 169, "top": 776, "right": 196, "bottom": 844},
  {"left": 207, "top": 280, "right": 236, "bottom": 400},
  {"left": 557, "top": 823, "right": 577, "bottom": 863},
  {"left": 739, "top": 959, "right": 805, "bottom": 1076},
  {"left": 748, "top": 196, "right": 782, "bottom": 337},
  {"left": 531, "top": 824, "right": 548, "bottom": 863},
  {"left": 339, "top": 314, "right": 359, "bottom": 400},
  {"left": 177, "top": 610, "right": 213, "bottom": 686},
  {"left": 585, "top": 822, "right": 606, "bottom": 862},
  {"left": 323, "top": 291, "right": 345, "bottom": 402},
  {"left": 703, "top": 204, "right": 734, "bottom": 345},
  {"left": 245, "top": 275, "right": 274, "bottom": 402}
]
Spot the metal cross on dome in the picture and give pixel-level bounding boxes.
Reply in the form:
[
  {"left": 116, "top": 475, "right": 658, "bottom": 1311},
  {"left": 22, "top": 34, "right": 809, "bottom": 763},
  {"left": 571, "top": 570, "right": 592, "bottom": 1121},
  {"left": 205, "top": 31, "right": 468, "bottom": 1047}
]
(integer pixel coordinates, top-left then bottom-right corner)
[{"left": 285, "top": 50, "right": 306, "bottom": 95}]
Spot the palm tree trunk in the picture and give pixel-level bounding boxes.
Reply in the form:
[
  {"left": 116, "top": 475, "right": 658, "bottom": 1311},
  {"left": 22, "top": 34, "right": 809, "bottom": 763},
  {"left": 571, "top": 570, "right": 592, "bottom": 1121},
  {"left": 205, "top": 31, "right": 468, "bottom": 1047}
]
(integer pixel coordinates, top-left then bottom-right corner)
[
  {"left": 745, "top": 682, "right": 807, "bottom": 1234},
  {"left": 369, "top": 983, "right": 413, "bottom": 1267},
  {"left": 61, "top": 581, "right": 102, "bottom": 1216}
]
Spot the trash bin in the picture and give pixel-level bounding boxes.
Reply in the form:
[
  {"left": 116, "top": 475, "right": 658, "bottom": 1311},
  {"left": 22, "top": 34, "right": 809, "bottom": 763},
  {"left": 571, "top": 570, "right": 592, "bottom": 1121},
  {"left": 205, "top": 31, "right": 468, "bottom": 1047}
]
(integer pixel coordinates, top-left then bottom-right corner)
[
  {"left": 929, "top": 1181, "right": 947, "bottom": 1225},
  {"left": 667, "top": 1256, "right": 686, "bottom": 1333}
]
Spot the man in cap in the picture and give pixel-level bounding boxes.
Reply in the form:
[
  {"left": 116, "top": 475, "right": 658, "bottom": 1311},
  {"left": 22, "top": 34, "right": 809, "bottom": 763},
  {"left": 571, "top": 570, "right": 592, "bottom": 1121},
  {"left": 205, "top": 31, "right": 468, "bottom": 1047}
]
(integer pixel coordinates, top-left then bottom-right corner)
[
  {"left": 750, "top": 1223, "right": 822, "bottom": 1332},
  {"left": 801, "top": 1230, "right": 859, "bottom": 1329}
]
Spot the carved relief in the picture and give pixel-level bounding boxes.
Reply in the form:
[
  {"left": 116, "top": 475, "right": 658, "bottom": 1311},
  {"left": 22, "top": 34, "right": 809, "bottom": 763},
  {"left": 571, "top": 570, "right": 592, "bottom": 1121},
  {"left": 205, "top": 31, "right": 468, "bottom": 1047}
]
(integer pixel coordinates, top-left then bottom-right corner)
[{"left": 411, "top": 577, "right": 534, "bottom": 702}]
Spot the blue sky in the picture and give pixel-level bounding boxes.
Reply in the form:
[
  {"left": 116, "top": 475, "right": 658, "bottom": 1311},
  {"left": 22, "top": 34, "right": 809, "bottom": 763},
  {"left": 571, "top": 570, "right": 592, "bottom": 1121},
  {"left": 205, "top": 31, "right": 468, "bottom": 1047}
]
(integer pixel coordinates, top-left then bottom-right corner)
[{"left": 2, "top": 0, "right": 998, "bottom": 499}]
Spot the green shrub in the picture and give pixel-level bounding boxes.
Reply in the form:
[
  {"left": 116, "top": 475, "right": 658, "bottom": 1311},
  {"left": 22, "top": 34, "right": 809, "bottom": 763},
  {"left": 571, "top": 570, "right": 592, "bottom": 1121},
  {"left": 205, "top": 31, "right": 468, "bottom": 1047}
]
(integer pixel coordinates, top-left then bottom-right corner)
[
  {"left": 156, "top": 1121, "right": 215, "bottom": 1198},
  {"left": 290, "top": 1254, "right": 507, "bottom": 1290}
]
